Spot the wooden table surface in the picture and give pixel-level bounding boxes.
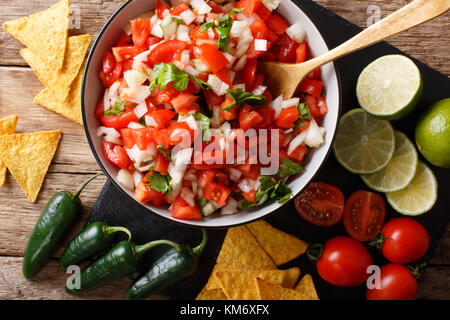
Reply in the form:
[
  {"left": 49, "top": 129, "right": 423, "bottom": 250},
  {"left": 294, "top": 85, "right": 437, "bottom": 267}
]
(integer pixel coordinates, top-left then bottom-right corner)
[{"left": 0, "top": 0, "right": 448, "bottom": 300}]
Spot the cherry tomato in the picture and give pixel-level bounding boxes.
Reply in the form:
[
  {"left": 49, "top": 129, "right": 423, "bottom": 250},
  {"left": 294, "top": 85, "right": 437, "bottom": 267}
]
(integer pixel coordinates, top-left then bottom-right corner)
[
  {"left": 366, "top": 264, "right": 418, "bottom": 300},
  {"left": 380, "top": 217, "right": 430, "bottom": 264},
  {"left": 102, "top": 51, "right": 116, "bottom": 75},
  {"left": 242, "top": 59, "right": 257, "bottom": 91},
  {"left": 343, "top": 190, "right": 386, "bottom": 242},
  {"left": 294, "top": 182, "right": 344, "bottom": 226},
  {"left": 316, "top": 236, "right": 373, "bottom": 287}
]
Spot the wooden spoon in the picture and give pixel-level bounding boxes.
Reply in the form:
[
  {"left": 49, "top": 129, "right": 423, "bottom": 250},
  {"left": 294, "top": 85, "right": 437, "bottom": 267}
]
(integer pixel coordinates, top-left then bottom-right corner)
[{"left": 261, "top": 0, "right": 450, "bottom": 99}]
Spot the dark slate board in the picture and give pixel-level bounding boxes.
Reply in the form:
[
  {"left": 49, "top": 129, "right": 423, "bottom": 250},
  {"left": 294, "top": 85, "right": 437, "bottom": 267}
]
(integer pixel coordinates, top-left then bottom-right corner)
[{"left": 87, "top": 0, "right": 450, "bottom": 300}]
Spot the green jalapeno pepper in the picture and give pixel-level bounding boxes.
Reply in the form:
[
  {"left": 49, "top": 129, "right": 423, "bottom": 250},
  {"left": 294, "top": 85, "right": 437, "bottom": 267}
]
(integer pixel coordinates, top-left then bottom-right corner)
[
  {"left": 126, "top": 229, "right": 207, "bottom": 300},
  {"left": 59, "top": 221, "right": 132, "bottom": 271},
  {"left": 65, "top": 238, "right": 180, "bottom": 294},
  {"left": 22, "top": 172, "right": 103, "bottom": 279}
]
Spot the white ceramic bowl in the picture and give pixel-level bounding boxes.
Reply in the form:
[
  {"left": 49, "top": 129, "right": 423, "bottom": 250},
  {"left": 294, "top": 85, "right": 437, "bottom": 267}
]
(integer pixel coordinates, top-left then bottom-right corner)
[{"left": 82, "top": 0, "right": 342, "bottom": 228}]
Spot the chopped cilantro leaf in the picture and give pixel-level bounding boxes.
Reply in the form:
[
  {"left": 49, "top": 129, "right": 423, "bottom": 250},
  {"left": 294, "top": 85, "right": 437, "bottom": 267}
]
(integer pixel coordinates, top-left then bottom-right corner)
[
  {"left": 276, "top": 158, "right": 305, "bottom": 178},
  {"left": 147, "top": 170, "right": 172, "bottom": 195},
  {"left": 104, "top": 100, "right": 125, "bottom": 116},
  {"left": 193, "top": 113, "right": 212, "bottom": 143},
  {"left": 223, "top": 88, "right": 266, "bottom": 112}
]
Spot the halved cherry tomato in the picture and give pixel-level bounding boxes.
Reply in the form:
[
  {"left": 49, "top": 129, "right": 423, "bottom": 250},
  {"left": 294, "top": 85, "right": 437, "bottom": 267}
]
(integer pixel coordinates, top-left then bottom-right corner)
[
  {"left": 148, "top": 40, "right": 188, "bottom": 66},
  {"left": 148, "top": 109, "right": 176, "bottom": 128},
  {"left": 102, "top": 141, "right": 130, "bottom": 169},
  {"left": 203, "top": 181, "right": 231, "bottom": 206},
  {"left": 196, "top": 43, "right": 229, "bottom": 73},
  {"left": 343, "top": 190, "right": 386, "bottom": 242},
  {"left": 112, "top": 46, "right": 145, "bottom": 62},
  {"left": 294, "top": 182, "right": 344, "bottom": 226},
  {"left": 242, "top": 59, "right": 257, "bottom": 91},
  {"left": 154, "top": 151, "right": 170, "bottom": 175},
  {"left": 99, "top": 62, "right": 123, "bottom": 88},
  {"left": 366, "top": 264, "right": 418, "bottom": 300},
  {"left": 135, "top": 181, "right": 165, "bottom": 206},
  {"left": 236, "top": 0, "right": 262, "bottom": 17},
  {"left": 102, "top": 51, "right": 116, "bottom": 75},
  {"left": 171, "top": 194, "right": 202, "bottom": 220},
  {"left": 317, "top": 236, "right": 373, "bottom": 287},
  {"left": 275, "top": 106, "right": 299, "bottom": 128},
  {"left": 306, "top": 94, "right": 328, "bottom": 121},
  {"left": 131, "top": 18, "right": 150, "bottom": 48},
  {"left": 267, "top": 14, "right": 288, "bottom": 35},
  {"left": 295, "top": 41, "right": 307, "bottom": 63},
  {"left": 380, "top": 217, "right": 430, "bottom": 264},
  {"left": 239, "top": 104, "right": 263, "bottom": 131},
  {"left": 299, "top": 78, "right": 323, "bottom": 98}
]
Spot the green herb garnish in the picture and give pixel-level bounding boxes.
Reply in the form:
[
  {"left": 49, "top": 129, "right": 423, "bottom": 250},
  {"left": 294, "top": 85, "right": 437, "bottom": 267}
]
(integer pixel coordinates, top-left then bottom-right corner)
[
  {"left": 230, "top": 8, "right": 244, "bottom": 16},
  {"left": 294, "top": 102, "right": 312, "bottom": 130},
  {"left": 104, "top": 100, "right": 125, "bottom": 116},
  {"left": 147, "top": 170, "right": 172, "bottom": 195},
  {"left": 149, "top": 63, "right": 210, "bottom": 92},
  {"left": 223, "top": 88, "right": 267, "bottom": 112},
  {"left": 276, "top": 158, "right": 305, "bottom": 178},
  {"left": 193, "top": 113, "right": 212, "bottom": 143},
  {"left": 157, "top": 145, "right": 171, "bottom": 159}
]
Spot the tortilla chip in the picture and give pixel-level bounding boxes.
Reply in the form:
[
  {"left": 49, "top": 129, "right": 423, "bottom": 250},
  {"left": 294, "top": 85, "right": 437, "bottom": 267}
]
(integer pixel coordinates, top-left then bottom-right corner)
[
  {"left": 0, "top": 131, "right": 61, "bottom": 202},
  {"left": 34, "top": 60, "right": 86, "bottom": 124},
  {"left": 3, "top": 0, "right": 70, "bottom": 71},
  {"left": 215, "top": 270, "right": 261, "bottom": 300},
  {"left": 257, "top": 279, "right": 308, "bottom": 300},
  {"left": 246, "top": 220, "right": 308, "bottom": 266},
  {"left": 22, "top": 34, "right": 91, "bottom": 102},
  {"left": 0, "top": 115, "right": 19, "bottom": 187},
  {"left": 196, "top": 287, "right": 228, "bottom": 300},
  {"left": 207, "top": 267, "right": 300, "bottom": 290},
  {"left": 216, "top": 226, "right": 277, "bottom": 270},
  {"left": 295, "top": 274, "right": 319, "bottom": 300}
]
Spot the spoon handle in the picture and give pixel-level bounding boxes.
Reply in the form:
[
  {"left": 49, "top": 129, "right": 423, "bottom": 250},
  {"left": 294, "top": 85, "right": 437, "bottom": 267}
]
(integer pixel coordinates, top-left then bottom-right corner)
[{"left": 303, "top": 0, "right": 450, "bottom": 72}]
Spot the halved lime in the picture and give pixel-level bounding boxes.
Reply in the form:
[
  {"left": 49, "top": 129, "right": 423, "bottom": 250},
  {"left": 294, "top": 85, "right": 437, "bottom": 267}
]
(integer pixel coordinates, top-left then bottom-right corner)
[
  {"left": 386, "top": 161, "right": 437, "bottom": 216},
  {"left": 361, "top": 131, "right": 418, "bottom": 192},
  {"left": 333, "top": 108, "right": 395, "bottom": 174},
  {"left": 356, "top": 55, "right": 422, "bottom": 120}
]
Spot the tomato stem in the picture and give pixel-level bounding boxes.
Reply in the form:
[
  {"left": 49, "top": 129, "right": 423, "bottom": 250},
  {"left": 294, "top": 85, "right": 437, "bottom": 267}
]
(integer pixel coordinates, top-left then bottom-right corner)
[
  {"left": 368, "top": 231, "right": 389, "bottom": 250},
  {"left": 306, "top": 243, "right": 324, "bottom": 262},
  {"left": 407, "top": 262, "right": 427, "bottom": 280}
]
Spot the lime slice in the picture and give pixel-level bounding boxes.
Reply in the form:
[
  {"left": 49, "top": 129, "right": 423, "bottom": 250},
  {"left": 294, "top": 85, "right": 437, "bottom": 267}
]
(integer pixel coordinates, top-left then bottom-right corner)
[
  {"left": 386, "top": 161, "right": 437, "bottom": 216},
  {"left": 361, "top": 131, "right": 418, "bottom": 192},
  {"left": 333, "top": 108, "right": 395, "bottom": 174},
  {"left": 356, "top": 55, "right": 422, "bottom": 120}
]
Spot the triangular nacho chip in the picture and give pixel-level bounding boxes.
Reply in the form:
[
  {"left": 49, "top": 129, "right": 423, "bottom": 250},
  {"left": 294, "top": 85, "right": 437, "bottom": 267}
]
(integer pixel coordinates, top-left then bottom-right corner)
[
  {"left": 295, "top": 274, "right": 319, "bottom": 300},
  {"left": 22, "top": 34, "right": 91, "bottom": 102},
  {"left": 215, "top": 270, "right": 261, "bottom": 300},
  {"left": 196, "top": 287, "right": 228, "bottom": 300},
  {"left": 34, "top": 60, "right": 86, "bottom": 124},
  {"left": 216, "top": 226, "right": 277, "bottom": 270},
  {"left": 246, "top": 220, "right": 308, "bottom": 266},
  {"left": 0, "top": 131, "right": 61, "bottom": 202},
  {"left": 257, "top": 279, "right": 308, "bottom": 300},
  {"left": 3, "top": 0, "right": 70, "bottom": 71},
  {"left": 0, "top": 115, "right": 19, "bottom": 187}
]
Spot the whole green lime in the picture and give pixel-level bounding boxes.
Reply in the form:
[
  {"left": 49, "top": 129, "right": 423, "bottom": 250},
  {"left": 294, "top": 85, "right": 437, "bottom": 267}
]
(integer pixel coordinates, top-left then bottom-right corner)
[{"left": 415, "top": 98, "right": 450, "bottom": 168}]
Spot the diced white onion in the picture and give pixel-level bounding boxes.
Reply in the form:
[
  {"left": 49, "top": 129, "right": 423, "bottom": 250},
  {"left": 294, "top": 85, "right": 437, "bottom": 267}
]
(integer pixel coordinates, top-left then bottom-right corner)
[
  {"left": 233, "top": 55, "right": 247, "bottom": 71},
  {"left": 221, "top": 197, "right": 239, "bottom": 215},
  {"left": 286, "top": 22, "right": 306, "bottom": 43},
  {"left": 184, "top": 65, "right": 200, "bottom": 76},
  {"left": 192, "top": 58, "right": 210, "bottom": 73},
  {"left": 103, "top": 88, "right": 111, "bottom": 110},
  {"left": 287, "top": 130, "right": 308, "bottom": 155},
  {"left": 134, "top": 102, "right": 148, "bottom": 119},
  {"left": 103, "top": 135, "right": 122, "bottom": 145},
  {"left": 238, "top": 178, "right": 254, "bottom": 193},
  {"left": 151, "top": 19, "right": 164, "bottom": 38},
  {"left": 233, "top": 83, "right": 246, "bottom": 91},
  {"left": 206, "top": 12, "right": 224, "bottom": 21},
  {"left": 207, "top": 74, "right": 229, "bottom": 96},
  {"left": 190, "top": 0, "right": 212, "bottom": 14},
  {"left": 181, "top": 187, "right": 196, "bottom": 207},
  {"left": 126, "top": 144, "right": 154, "bottom": 164},
  {"left": 195, "top": 14, "right": 205, "bottom": 24},
  {"left": 108, "top": 81, "right": 121, "bottom": 108},
  {"left": 270, "top": 94, "right": 283, "bottom": 119},
  {"left": 132, "top": 50, "right": 150, "bottom": 71},
  {"left": 222, "top": 2, "right": 235, "bottom": 13},
  {"left": 176, "top": 25, "right": 190, "bottom": 43},
  {"left": 229, "top": 168, "right": 242, "bottom": 181},
  {"left": 144, "top": 115, "right": 158, "bottom": 127},
  {"left": 207, "top": 27, "right": 215, "bottom": 39},
  {"left": 180, "top": 49, "right": 191, "bottom": 65},
  {"left": 262, "top": 0, "right": 280, "bottom": 11},
  {"left": 174, "top": 148, "right": 193, "bottom": 171},
  {"left": 222, "top": 52, "right": 236, "bottom": 66},
  {"left": 252, "top": 85, "right": 267, "bottom": 96},
  {"left": 230, "top": 20, "right": 247, "bottom": 38},
  {"left": 120, "top": 85, "right": 151, "bottom": 102},
  {"left": 117, "top": 169, "right": 135, "bottom": 191},
  {"left": 127, "top": 121, "right": 146, "bottom": 129},
  {"left": 124, "top": 70, "right": 147, "bottom": 88},
  {"left": 211, "top": 105, "right": 221, "bottom": 128},
  {"left": 304, "top": 118, "right": 325, "bottom": 148},
  {"left": 184, "top": 168, "right": 197, "bottom": 181},
  {"left": 228, "top": 70, "right": 236, "bottom": 83},
  {"left": 133, "top": 171, "right": 144, "bottom": 187},
  {"left": 97, "top": 126, "right": 120, "bottom": 139},
  {"left": 254, "top": 39, "right": 267, "bottom": 51},
  {"left": 281, "top": 98, "right": 300, "bottom": 109},
  {"left": 202, "top": 202, "right": 215, "bottom": 216},
  {"left": 179, "top": 9, "right": 196, "bottom": 25}
]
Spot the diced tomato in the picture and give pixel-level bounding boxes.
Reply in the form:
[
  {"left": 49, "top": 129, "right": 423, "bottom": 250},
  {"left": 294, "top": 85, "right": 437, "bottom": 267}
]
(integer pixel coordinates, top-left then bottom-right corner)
[
  {"left": 171, "top": 194, "right": 202, "bottom": 220},
  {"left": 214, "top": 171, "right": 230, "bottom": 185},
  {"left": 307, "top": 68, "right": 321, "bottom": 79},
  {"left": 242, "top": 59, "right": 257, "bottom": 91},
  {"left": 221, "top": 97, "right": 237, "bottom": 121},
  {"left": 135, "top": 181, "right": 166, "bottom": 206},
  {"left": 120, "top": 59, "right": 134, "bottom": 72},
  {"left": 99, "top": 62, "right": 123, "bottom": 88},
  {"left": 277, "top": 34, "right": 298, "bottom": 63},
  {"left": 236, "top": 163, "right": 260, "bottom": 180},
  {"left": 148, "top": 109, "right": 176, "bottom": 128},
  {"left": 250, "top": 19, "right": 269, "bottom": 39},
  {"left": 102, "top": 51, "right": 116, "bottom": 75},
  {"left": 267, "top": 14, "right": 288, "bottom": 35},
  {"left": 208, "top": 0, "right": 224, "bottom": 13},
  {"left": 246, "top": 39, "right": 270, "bottom": 60},
  {"left": 147, "top": 36, "right": 162, "bottom": 47},
  {"left": 288, "top": 144, "right": 307, "bottom": 164},
  {"left": 239, "top": 104, "right": 263, "bottom": 131},
  {"left": 215, "top": 69, "right": 233, "bottom": 87},
  {"left": 296, "top": 119, "right": 310, "bottom": 133},
  {"left": 131, "top": 128, "right": 153, "bottom": 150},
  {"left": 170, "top": 93, "right": 199, "bottom": 115},
  {"left": 242, "top": 190, "right": 256, "bottom": 203},
  {"left": 154, "top": 83, "right": 180, "bottom": 103},
  {"left": 156, "top": 0, "right": 169, "bottom": 19},
  {"left": 154, "top": 152, "right": 170, "bottom": 175},
  {"left": 275, "top": 106, "right": 299, "bottom": 129},
  {"left": 295, "top": 41, "right": 307, "bottom": 63},
  {"left": 236, "top": 0, "right": 262, "bottom": 18},
  {"left": 203, "top": 89, "right": 225, "bottom": 107},
  {"left": 116, "top": 34, "right": 132, "bottom": 46},
  {"left": 170, "top": 1, "right": 189, "bottom": 15},
  {"left": 306, "top": 95, "right": 328, "bottom": 121},
  {"left": 190, "top": 25, "right": 218, "bottom": 40},
  {"left": 256, "top": 107, "right": 275, "bottom": 129},
  {"left": 148, "top": 40, "right": 188, "bottom": 66},
  {"left": 166, "top": 121, "right": 194, "bottom": 146},
  {"left": 131, "top": 18, "right": 150, "bottom": 48},
  {"left": 267, "top": 30, "right": 279, "bottom": 43},
  {"left": 100, "top": 108, "right": 138, "bottom": 130},
  {"left": 203, "top": 181, "right": 231, "bottom": 206},
  {"left": 299, "top": 79, "right": 323, "bottom": 98},
  {"left": 102, "top": 141, "right": 130, "bottom": 169},
  {"left": 260, "top": 52, "right": 277, "bottom": 62},
  {"left": 112, "top": 46, "right": 145, "bottom": 62},
  {"left": 196, "top": 43, "right": 229, "bottom": 73},
  {"left": 198, "top": 169, "right": 217, "bottom": 188},
  {"left": 255, "top": 4, "right": 272, "bottom": 21},
  {"left": 153, "top": 128, "right": 170, "bottom": 150},
  {"left": 120, "top": 128, "right": 135, "bottom": 149}
]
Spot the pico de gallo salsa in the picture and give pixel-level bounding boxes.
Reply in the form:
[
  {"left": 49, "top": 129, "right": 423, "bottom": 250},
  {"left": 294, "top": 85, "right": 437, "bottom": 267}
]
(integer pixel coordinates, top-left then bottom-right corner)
[{"left": 96, "top": 0, "right": 328, "bottom": 220}]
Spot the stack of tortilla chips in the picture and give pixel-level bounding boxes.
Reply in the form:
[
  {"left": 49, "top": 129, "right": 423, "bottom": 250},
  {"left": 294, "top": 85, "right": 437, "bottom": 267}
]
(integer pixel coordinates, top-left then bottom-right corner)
[
  {"left": 196, "top": 220, "right": 319, "bottom": 300},
  {"left": 3, "top": 0, "right": 91, "bottom": 125}
]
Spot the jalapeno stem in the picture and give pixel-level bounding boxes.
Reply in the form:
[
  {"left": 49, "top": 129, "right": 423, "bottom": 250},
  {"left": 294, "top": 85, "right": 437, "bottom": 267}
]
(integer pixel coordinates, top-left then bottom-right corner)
[
  {"left": 103, "top": 225, "right": 132, "bottom": 241},
  {"left": 72, "top": 172, "right": 104, "bottom": 198},
  {"left": 134, "top": 239, "right": 181, "bottom": 261},
  {"left": 192, "top": 229, "right": 208, "bottom": 257}
]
